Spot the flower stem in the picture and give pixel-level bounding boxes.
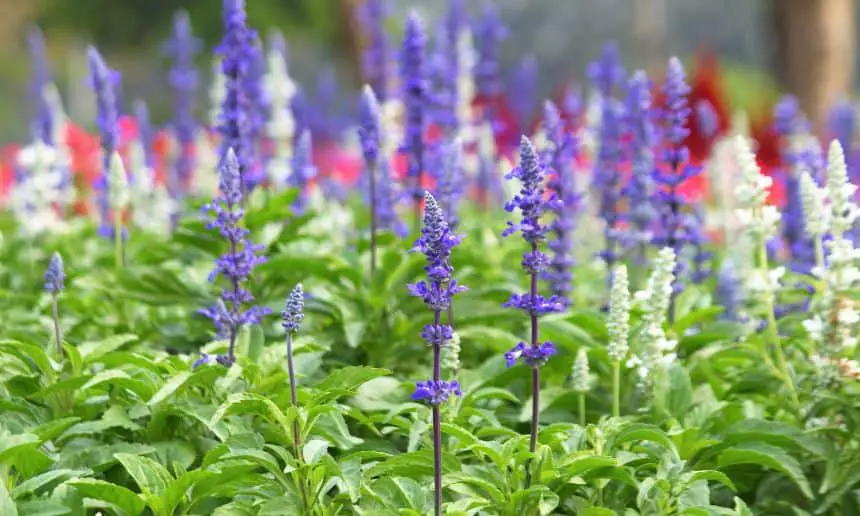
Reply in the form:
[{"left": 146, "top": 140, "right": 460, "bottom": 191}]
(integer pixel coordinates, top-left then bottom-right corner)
[
  {"left": 286, "top": 333, "right": 302, "bottom": 452},
  {"left": 578, "top": 392, "right": 586, "bottom": 426},
  {"left": 113, "top": 217, "right": 123, "bottom": 269},
  {"left": 51, "top": 293, "right": 63, "bottom": 358},
  {"left": 529, "top": 267, "right": 539, "bottom": 454},
  {"left": 612, "top": 361, "right": 620, "bottom": 418},
  {"left": 286, "top": 332, "right": 309, "bottom": 512},
  {"left": 369, "top": 161, "right": 378, "bottom": 275},
  {"left": 432, "top": 309, "right": 443, "bottom": 516},
  {"left": 757, "top": 239, "right": 799, "bottom": 410}
]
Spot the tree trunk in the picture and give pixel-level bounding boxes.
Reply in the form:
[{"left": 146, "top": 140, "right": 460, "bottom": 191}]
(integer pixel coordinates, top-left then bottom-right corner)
[{"left": 773, "top": 0, "right": 854, "bottom": 129}]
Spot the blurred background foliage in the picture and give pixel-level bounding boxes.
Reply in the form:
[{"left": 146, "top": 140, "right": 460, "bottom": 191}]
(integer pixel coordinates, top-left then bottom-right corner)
[
  {"left": 0, "top": 0, "right": 852, "bottom": 143},
  {"left": 35, "top": 0, "right": 346, "bottom": 50}
]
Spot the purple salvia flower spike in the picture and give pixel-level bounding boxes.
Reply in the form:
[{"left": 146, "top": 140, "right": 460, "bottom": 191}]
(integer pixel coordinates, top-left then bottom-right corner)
[
  {"left": 542, "top": 100, "right": 580, "bottom": 307},
  {"left": 408, "top": 190, "right": 465, "bottom": 516},
  {"left": 218, "top": 0, "right": 256, "bottom": 198},
  {"left": 695, "top": 99, "right": 719, "bottom": 140},
  {"left": 88, "top": 47, "right": 120, "bottom": 238},
  {"left": 773, "top": 95, "right": 817, "bottom": 274},
  {"left": 503, "top": 135, "right": 561, "bottom": 454},
  {"left": 357, "top": 0, "right": 392, "bottom": 102},
  {"left": 652, "top": 57, "right": 705, "bottom": 317},
  {"left": 588, "top": 42, "right": 626, "bottom": 279},
  {"left": 290, "top": 130, "right": 316, "bottom": 214},
  {"left": 27, "top": 27, "right": 53, "bottom": 144},
  {"left": 133, "top": 100, "right": 155, "bottom": 188},
  {"left": 437, "top": 137, "right": 466, "bottom": 230},
  {"left": 401, "top": 12, "right": 428, "bottom": 227},
  {"left": 45, "top": 251, "right": 65, "bottom": 357},
  {"left": 199, "top": 147, "right": 271, "bottom": 363},
  {"left": 621, "top": 70, "right": 656, "bottom": 262},
  {"left": 166, "top": 10, "right": 201, "bottom": 194},
  {"left": 360, "top": 85, "right": 382, "bottom": 272},
  {"left": 508, "top": 55, "right": 539, "bottom": 132}
]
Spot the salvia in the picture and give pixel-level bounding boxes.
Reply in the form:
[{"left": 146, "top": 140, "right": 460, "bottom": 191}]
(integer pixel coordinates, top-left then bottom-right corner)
[{"left": 198, "top": 148, "right": 270, "bottom": 364}]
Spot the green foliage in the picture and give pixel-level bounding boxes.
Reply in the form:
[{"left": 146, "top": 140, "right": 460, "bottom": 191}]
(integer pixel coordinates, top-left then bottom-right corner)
[{"left": 0, "top": 193, "right": 858, "bottom": 514}]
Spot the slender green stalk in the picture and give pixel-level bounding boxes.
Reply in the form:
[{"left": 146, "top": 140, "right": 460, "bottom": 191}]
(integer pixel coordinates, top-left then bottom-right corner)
[
  {"left": 578, "top": 392, "right": 586, "bottom": 426},
  {"left": 113, "top": 217, "right": 123, "bottom": 269},
  {"left": 612, "top": 362, "right": 621, "bottom": 418},
  {"left": 51, "top": 293, "right": 63, "bottom": 358},
  {"left": 756, "top": 239, "right": 799, "bottom": 409}
]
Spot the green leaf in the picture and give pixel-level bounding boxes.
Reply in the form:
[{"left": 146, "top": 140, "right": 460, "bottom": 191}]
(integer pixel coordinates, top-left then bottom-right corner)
[
  {"left": 302, "top": 439, "right": 329, "bottom": 465},
  {"left": 316, "top": 366, "right": 391, "bottom": 394},
  {"left": 561, "top": 455, "right": 619, "bottom": 477},
  {"left": 30, "top": 417, "right": 81, "bottom": 442},
  {"left": 235, "top": 325, "right": 265, "bottom": 362},
  {"left": 209, "top": 393, "right": 293, "bottom": 437},
  {"left": 653, "top": 363, "right": 693, "bottom": 420},
  {"left": 147, "top": 372, "right": 192, "bottom": 406},
  {"left": 673, "top": 307, "right": 724, "bottom": 335},
  {"left": 368, "top": 450, "right": 459, "bottom": 479},
  {"left": 610, "top": 423, "right": 678, "bottom": 456},
  {"left": 13, "top": 469, "right": 91, "bottom": 499},
  {"left": 717, "top": 442, "right": 812, "bottom": 499},
  {"left": 0, "top": 481, "right": 16, "bottom": 516},
  {"left": 447, "top": 474, "right": 504, "bottom": 505},
  {"left": 580, "top": 508, "right": 616, "bottom": 516},
  {"left": 686, "top": 470, "right": 736, "bottom": 491},
  {"left": 725, "top": 419, "right": 828, "bottom": 458},
  {"left": 114, "top": 453, "right": 174, "bottom": 496},
  {"left": 65, "top": 478, "right": 146, "bottom": 515},
  {"left": 0, "top": 433, "right": 41, "bottom": 464},
  {"left": 0, "top": 341, "right": 53, "bottom": 376},
  {"left": 457, "top": 326, "right": 522, "bottom": 353},
  {"left": 77, "top": 334, "right": 138, "bottom": 361},
  {"left": 80, "top": 369, "right": 153, "bottom": 399}
]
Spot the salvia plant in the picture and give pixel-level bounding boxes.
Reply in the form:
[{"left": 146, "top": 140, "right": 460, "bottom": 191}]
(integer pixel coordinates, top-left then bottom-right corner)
[{"left": 1, "top": 3, "right": 860, "bottom": 515}]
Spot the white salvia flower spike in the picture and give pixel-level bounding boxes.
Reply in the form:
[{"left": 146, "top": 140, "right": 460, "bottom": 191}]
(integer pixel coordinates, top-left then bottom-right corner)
[
  {"left": 826, "top": 140, "right": 859, "bottom": 238},
  {"left": 607, "top": 264, "right": 630, "bottom": 363},
  {"left": 571, "top": 348, "right": 591, "bottom": 393},
  {"left": 108, "top": 151, "right": 130, "bottom": 210},
  {"left": 799, "top": 172, "right": 829, "bottom": 239}
]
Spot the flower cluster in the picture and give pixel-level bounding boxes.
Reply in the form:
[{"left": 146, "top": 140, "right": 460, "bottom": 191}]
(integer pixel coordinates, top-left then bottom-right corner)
[
  {"left": 88, "top": 47, "right": 120, "bottom": 235},
  {"left": 588, "top": 43, "right": 626, "bottom": 270},
  {"left": 436, "top": 137, "right": 466, "bottom": 230},
  {"left": 264, "top": 33, "right": 298, "bottom": 188},
  {"left": 735, "top": 135, "right": 781, "bottom": 241},
  {"left": 44, "top": 252, "right": 65, "bottom": 294},
  {"left": 412, "top": 380, "right": 462, "bottom": 405},
  {"left": 802, "top": 141, "right": 860, "bottom": 355},
  {"left": 543, "top": 100, "right": 580, "bottom": 306},
  {"left": 652, "top": 57, "right": 705, "bottom": 296},
  {"left": 400, "top": 14, "right": 427, "bottom": 206},
  {"left": 289, "top": 130, "right": 317, "bottom": 213},
  {"left": 504, "top": 342, "right": 556, "bottom": 368},
  {"left": 622, "top": 71, "right": 656, "bottom": 258},
  {"left": 773, "top": 96, "right": 820, "bottom": 273},
  {"left": 503, "top": 136, "right": 562, "bottom": 368},
  {"left": 408, "top": 191, "right": 465, "bottom": 406},
  {"left": 281, "top": 283, "right": 305, "bottom": 334},
  {"left": 198, "top": 148, "right": 270, "bottom": 363},
  {"left": 217, "top": 0, "right": 257, "bottom": 195},
  {"left": 357, "top": 0, "right": 392, "bottom": 102},
  {"left": 571, "top": 348, "right": 591, "bottom": 393},
  {"left": 628, "top": 247, "right": 677, "bottom": 385},
  {"left": 408, "top": 192, "right": 466, "bottom": 312},
  {"left": 166, "top": 10, "right": 201, "bottom": 192},
  {"left": 607, "top": 264, "right": 630, "bottom": 363}
]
